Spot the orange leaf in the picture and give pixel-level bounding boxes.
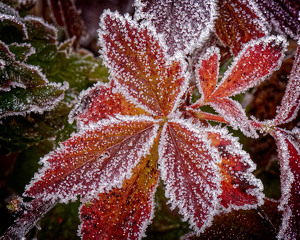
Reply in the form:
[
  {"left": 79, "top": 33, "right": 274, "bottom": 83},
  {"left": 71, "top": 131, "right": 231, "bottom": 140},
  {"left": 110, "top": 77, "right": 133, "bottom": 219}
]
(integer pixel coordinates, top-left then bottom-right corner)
[{"left": 80, "top": 133, "right": 160, "bottom": 240}]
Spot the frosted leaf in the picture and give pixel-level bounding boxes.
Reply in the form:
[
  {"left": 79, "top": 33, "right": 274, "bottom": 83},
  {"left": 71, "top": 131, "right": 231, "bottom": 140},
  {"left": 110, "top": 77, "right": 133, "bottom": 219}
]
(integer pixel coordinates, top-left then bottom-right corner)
[
  {"left": 273, "top": 44, "right": 300, "bottom": 126},
  {"left": 8, "top": 43, "right": 35, "bottom": 62},
  {"left": 0, "top": 2, "right": 28, "bottom": 39},
  {"left": 79, "top": 136, "right": 159, "bottom": 240},
  {"left": 195, "top": 46, "right": 220, "bottom": 100},
  {"left": 69, "top": 80, "right": 149, "bottom": 127},
  {"left": 215, "top": 0, "right": 269, "bottom": 56},
  {"left": 134, "top": 0, "right": 217, "bottom": 57},
  {"left": 23, "top": 15, "right": 57, "bottom": 43},
  {"left": 2, "top": 198, "right": 55, "bottom": 240},
  {"left": 210, "top": 36, "right": 287, "bottom": 99},
  {"left": 209, "top": 97, "right": 258, "bottom": 138},
  {"left": 158, "top": 119, "right": 222, "bottom": 234},
  {"left": 271, "top": 128, "right": 300, "bottom": 239},
  {"left": 203, "top": 127, "right": 264, "bottom": 209},
  {"left": 99, "top": 10, "right": 188, "bottom": 117},
  {"left": 0, "top": 82, "right": 68, "bottom": 119},
  {"left": 24, "top": 116, "right": 161, "bottom": 203},
  {"left": 0, "top": 40, "right": 47, "bottom": 90},
  {"left": 253, "top": 0, "right": 300, "bottom": 39}
]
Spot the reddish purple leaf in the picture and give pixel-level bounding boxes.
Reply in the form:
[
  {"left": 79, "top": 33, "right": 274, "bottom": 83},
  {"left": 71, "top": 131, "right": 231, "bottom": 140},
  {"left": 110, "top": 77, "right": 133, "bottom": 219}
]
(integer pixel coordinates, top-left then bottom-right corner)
[
  {"left": 271, "top": 128, "right": 300, "bottom": 239},
  {"left": 206, "top": 130, "right": 263, "bottom": 208},
  {"left": 48, "top": 0, "right": 86, "bottom": 46},
  {"left": 253, "top": 0, "right": 300, "bottom": 39},
  {"left": 159, "top": 119, "right": 222, "bottom": 233},
  {"left": 196, "top": 47, "right": 220, "bottom": 100},
  {"left": 134, "top": 0, "right": 217, "bottom": 57}
]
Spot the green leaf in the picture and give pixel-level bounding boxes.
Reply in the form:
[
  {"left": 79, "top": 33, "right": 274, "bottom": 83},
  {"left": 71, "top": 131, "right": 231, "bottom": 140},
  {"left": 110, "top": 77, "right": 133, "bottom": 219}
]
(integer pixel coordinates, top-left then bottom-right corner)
[{"left": 0, "top": 82, "right": 67, "bottom": 118}]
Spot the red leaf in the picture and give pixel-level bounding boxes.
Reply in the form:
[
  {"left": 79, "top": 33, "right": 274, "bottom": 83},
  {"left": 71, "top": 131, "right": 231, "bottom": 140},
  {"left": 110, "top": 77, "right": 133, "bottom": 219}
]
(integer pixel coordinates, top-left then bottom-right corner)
[
  {"left": 215, "top": 0, "right": 268, "bottom": 56},
  {"left": 273, "top": 43, "right": 300, "bottom": 126},
  {"left": 271, "top": 128, "right": 300, "bottom": 239},
  {"left": 196, "top": 47, "right": 220, "bottom": 100},
  {"left": 99, "top": 11, "right": 188, "bottom": 117},
  {"left": 24, "top": 116, "right": 160, "bottom": 203},
  {"left": 209, "top": 97, "right": 258, "bottom": 137},
  {"left": 206, "top": 130, "right": 264, "bottom": 208},
  {"left": 158, "top": 119, "right": 222, "bottom": 233},
  {"left": 134, "top": 0, "right": 217, "bottom": 56},
  {"left": 69, "top": 80, "right": 149, "bottom": 126},
  {"left": 79, "top": 135, "right": 160, "bottom": 240},
  {"left": 210, "top": 36, "right": 287, "bottom": 99}
]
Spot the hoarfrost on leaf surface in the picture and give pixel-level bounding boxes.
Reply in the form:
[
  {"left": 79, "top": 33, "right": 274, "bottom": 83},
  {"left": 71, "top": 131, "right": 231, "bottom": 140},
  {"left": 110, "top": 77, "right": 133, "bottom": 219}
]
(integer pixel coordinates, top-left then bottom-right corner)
[
  {"left": 272, "top": 128, "right": 300, "bottom": 240},
  {"left": 5, "top": 6, "right": 271, "bottom": 239},
  {"left": 79, "top": 134, "right": 160, "bottom": 240},
  {"left": 134, "top": 0, "right": 217, "bottom": 57},
  {"left": 99, "top": 10, "right": 188, "bottom": 117},
  {"left": 158, "top": 119, "right": 222, "bottom": 234},
  {"left": 272, "top": 43, "right": 300, "bottom": 126},
  {"left": 215, "top": 0, "right": 269, "bottom": 56},
  {"left": 253, "top": 0, "right": 300, "bottom": 39},
  {"left": 24, "top": 116, "right": 160, "bottom": 203},
  {"left": 189, "top": 36, "right": 287, "bottom": 137}
]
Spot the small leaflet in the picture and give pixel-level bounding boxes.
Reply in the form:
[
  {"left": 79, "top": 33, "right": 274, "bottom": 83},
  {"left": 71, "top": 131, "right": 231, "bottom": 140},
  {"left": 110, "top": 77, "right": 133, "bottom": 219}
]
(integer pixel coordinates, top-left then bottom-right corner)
[
  {"left": 69, "top": 80, "right": 149, "bottom": 126},
  {"left": 273, "top": 44, "right": 300, "bottom": 126},
  {"left": 196, "top": 47, "right": 220, "bottom": 100},
  {"left": 209, "top": 97, "right": 258, "bottom": 137},
  {"left": 158, "top": 119, "right": 222, "bottom": 234},
  {"left": 272, "top": 128, "right": 300, "bottom": 240},
  {"left": 215, "top": 0, "right": 268, "bottom": 56},
  {"left": 253, "top": 0, "right": 300, "bottom": 39},
  {"left": 79, "top": 136, "right": 160, "bottom": 240},
  {"left": 210, "top": 36, "right": 287, "bottom": 99},
  {"left": 99, "top": 10, "right": 188, "bottom": 117},
  {"left": 205, "top": 129, "right": 264, "bottom": 209},
  {"left": 24, "top": 116, "right": 160, "bottom": 203},
  {"left": 134, "top": 0, "right": 217, "bottom": 57}
]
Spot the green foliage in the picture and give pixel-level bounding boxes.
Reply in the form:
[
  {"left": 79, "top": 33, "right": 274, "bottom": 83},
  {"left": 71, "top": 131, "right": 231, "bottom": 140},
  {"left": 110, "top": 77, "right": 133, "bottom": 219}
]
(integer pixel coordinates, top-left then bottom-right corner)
[{"left": 0, "top": 1, "right": 108, "bottom": 155}]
